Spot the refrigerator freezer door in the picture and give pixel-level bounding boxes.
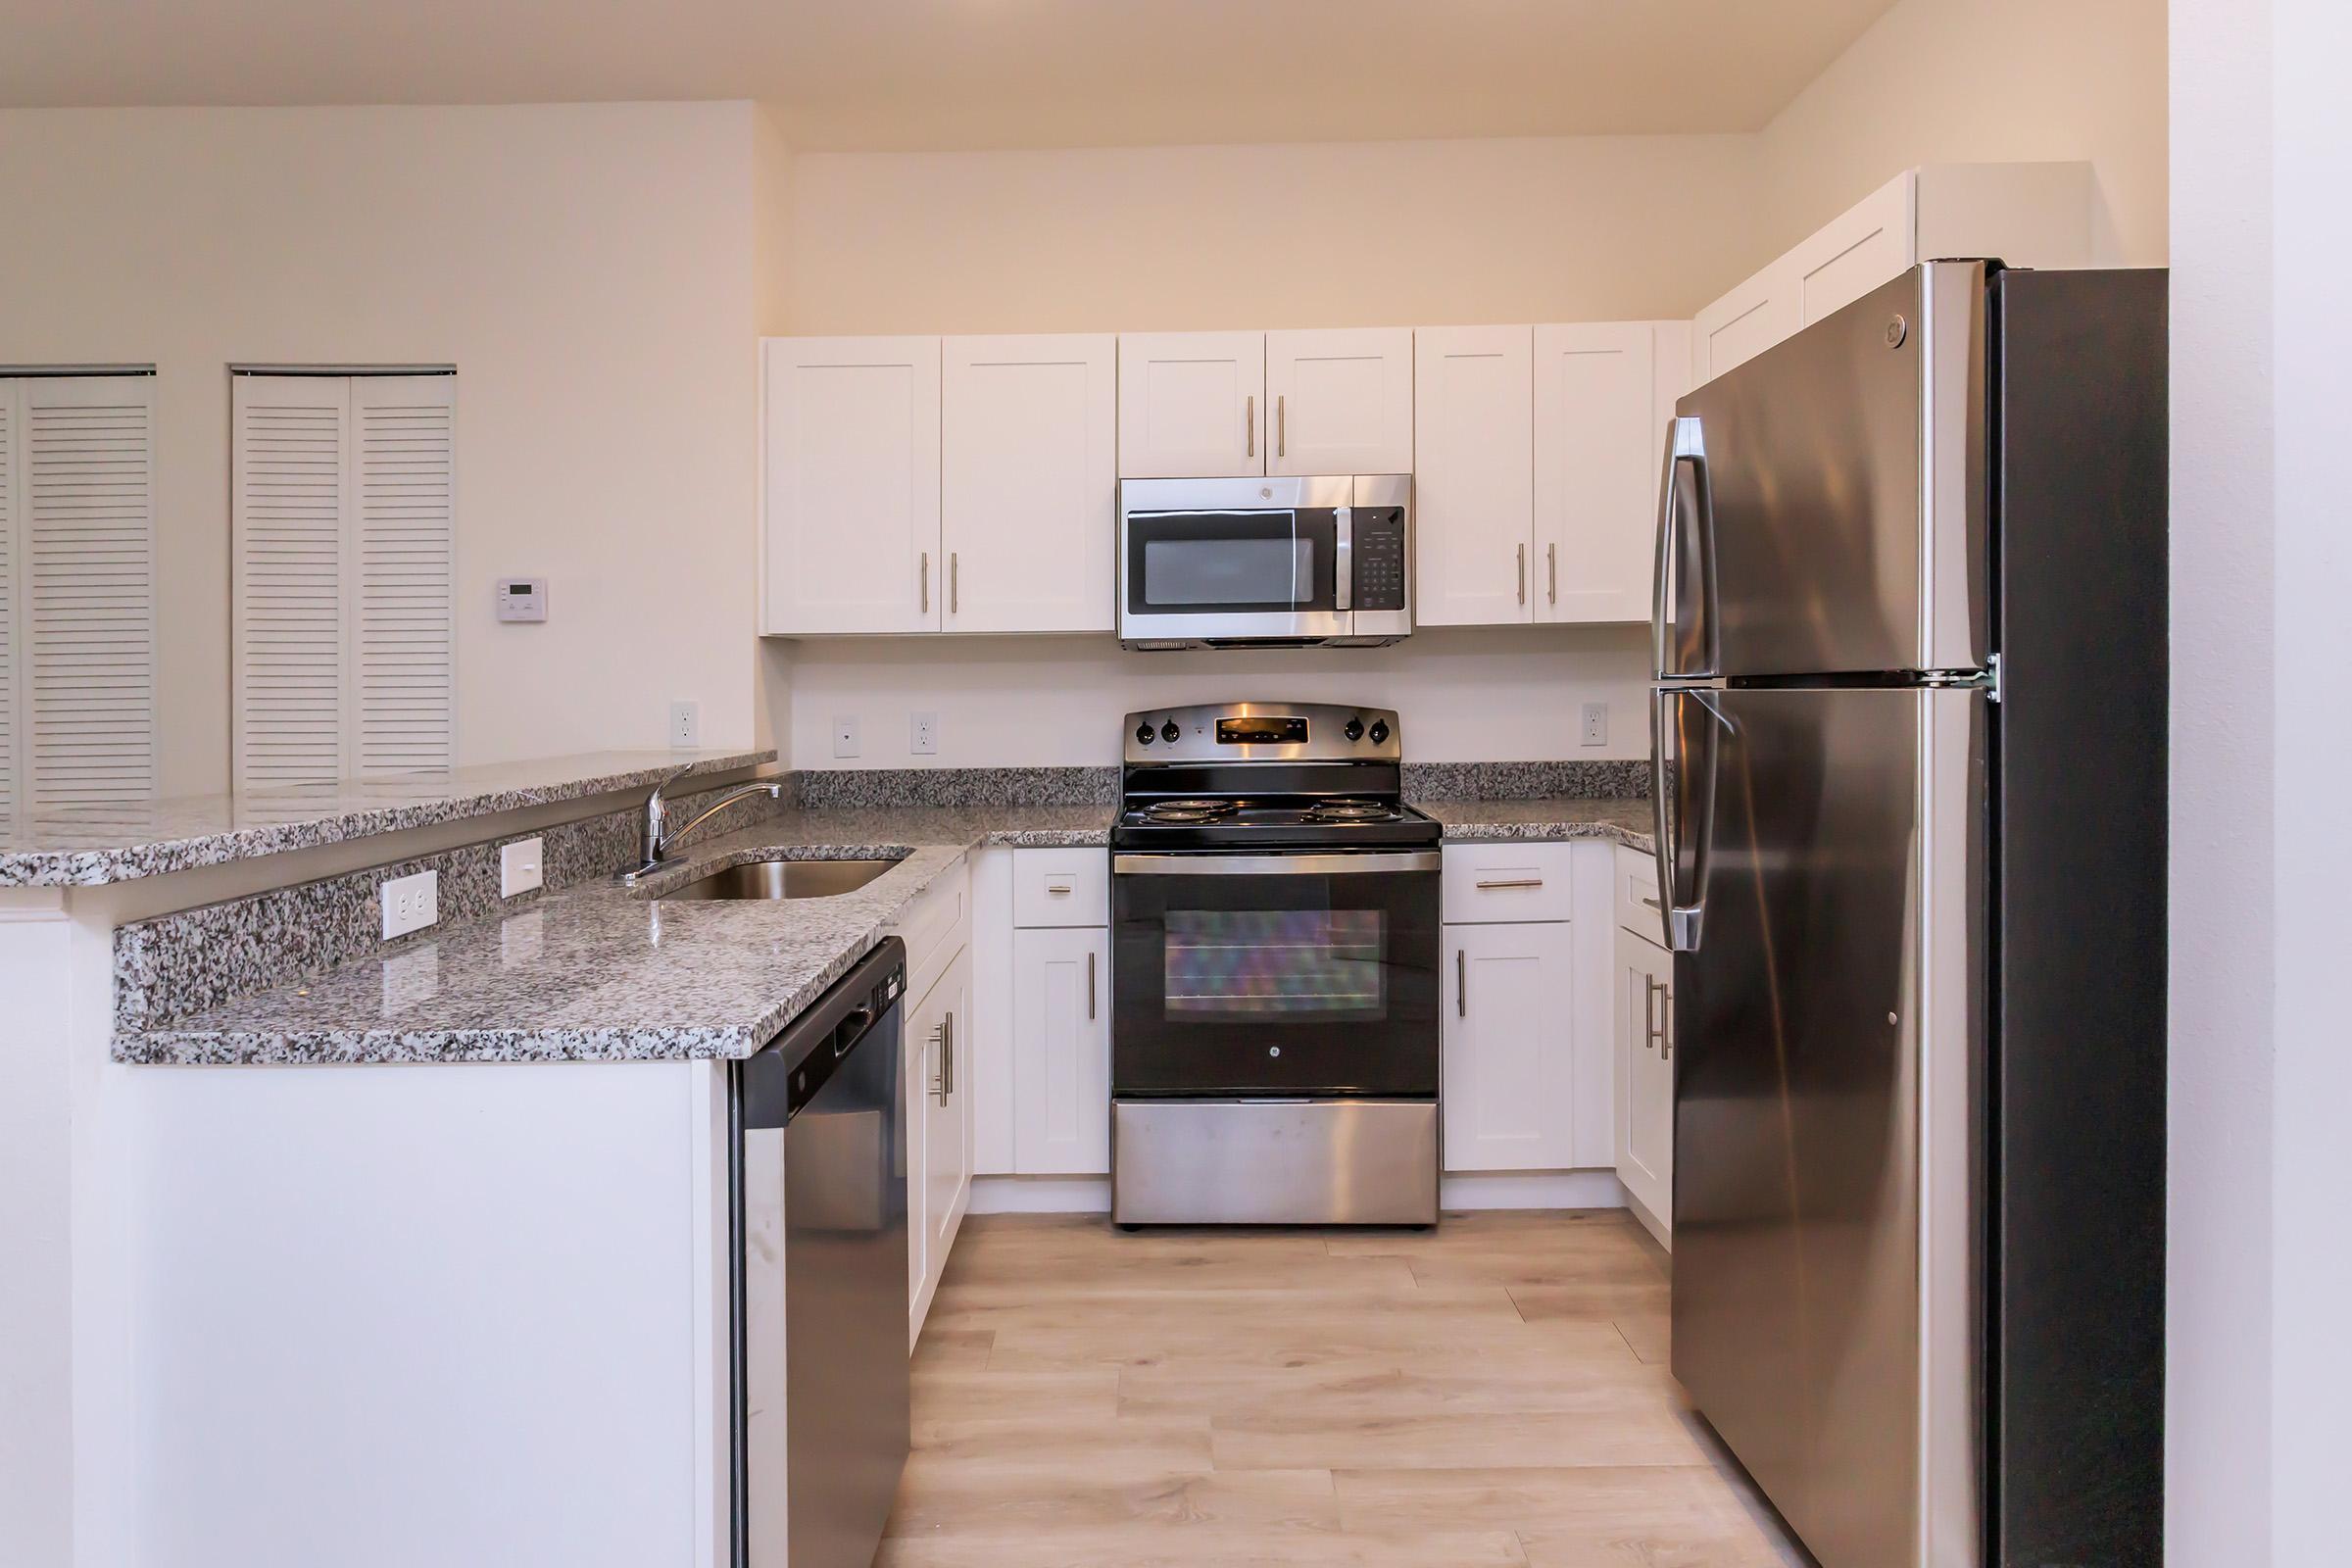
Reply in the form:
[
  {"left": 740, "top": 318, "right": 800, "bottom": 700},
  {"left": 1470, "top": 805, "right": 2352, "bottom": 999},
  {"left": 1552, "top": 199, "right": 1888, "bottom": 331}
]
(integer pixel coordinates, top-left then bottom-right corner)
[
  {"left": 1657, "top": 263, "right": 1989, "bottom": 681},
  {"left": 1665, "top": 683, "right": 1986, "bottom": 1568}
]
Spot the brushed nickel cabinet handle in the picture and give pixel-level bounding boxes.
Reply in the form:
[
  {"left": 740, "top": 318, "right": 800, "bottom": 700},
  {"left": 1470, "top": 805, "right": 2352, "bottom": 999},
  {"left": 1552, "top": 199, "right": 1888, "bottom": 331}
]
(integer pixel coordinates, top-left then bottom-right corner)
[
  {"left": 1277, "top": 394, "right": 1287, "bottom": 459},
  {"left": 1456, "top": 949, "right": 1467, "bottom": 1017},
  {"left": 1087, "top": 951, "right": 1097, "bottom": 1020},
  {"left": 1661, "top": 987, "right": 1673, "bottom": 1060},
  {"left": 1475, "top": 876, "right": 1544, "bottom": 890},
  {"left": 930, "top": 1020, "right": 947, "bottom": 1100},
  {"left": 1642, "top": 976, "right": 1654, "bottom": 1049},
  {"left": 1246, "top": 394, "right": 1255, "bottom": 458},
  {"left": 1639, "top": 894, "right": 1661, "bottom": 911},
  {"left": 950, "top": 552, "right": 959, "bottom": 614},
  {"left": 945, "top": 1012, "right": 955, "bottom": 1100},
  {"left": 1547, "top": 542, "right": 1557, "bottom": 605},
  {"left": 920, "top": 552, "right": 929, "bottom": 613},
  {"left": 1517, "top": 543, "right": 1526, "bottom": 606}
]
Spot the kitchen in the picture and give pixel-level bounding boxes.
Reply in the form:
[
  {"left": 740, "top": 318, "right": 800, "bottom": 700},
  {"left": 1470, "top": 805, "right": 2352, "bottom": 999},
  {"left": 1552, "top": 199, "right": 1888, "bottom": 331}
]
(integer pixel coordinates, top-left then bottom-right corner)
[{"left": 0, "top": 1, "right": 2329, "bottom": 1565}]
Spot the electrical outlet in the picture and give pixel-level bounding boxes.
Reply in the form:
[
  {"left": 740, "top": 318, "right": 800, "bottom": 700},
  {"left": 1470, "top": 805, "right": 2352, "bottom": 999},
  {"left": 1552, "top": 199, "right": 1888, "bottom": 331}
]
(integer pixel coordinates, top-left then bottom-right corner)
[
  {"left": 1581, "top": 703, "right": 1608, "bottom": 748},
  {"left": 500, "top": 838, "right": 544, "bottom": 898},
  {"left": 910, "top": 711, "right": 938, "bottom": 756},
  {"left": 668, "top": 701, "right": 700, "bottom": 749},
  {"left": 381, "top": 868, "right": 439, "bottom": 940},
  {"left": 832, "top": 715, "right": 860, "bottom": 759}
]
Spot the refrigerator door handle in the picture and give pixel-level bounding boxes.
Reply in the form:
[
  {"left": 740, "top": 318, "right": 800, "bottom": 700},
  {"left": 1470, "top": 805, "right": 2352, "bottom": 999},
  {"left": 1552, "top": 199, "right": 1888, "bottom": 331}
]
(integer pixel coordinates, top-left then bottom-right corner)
[
  {"left": 1649, "top": 687, "right": 1721, "bottom": 953},
  {"left": 1651, "top": 415, "right": 1718, "bottom": 680}
]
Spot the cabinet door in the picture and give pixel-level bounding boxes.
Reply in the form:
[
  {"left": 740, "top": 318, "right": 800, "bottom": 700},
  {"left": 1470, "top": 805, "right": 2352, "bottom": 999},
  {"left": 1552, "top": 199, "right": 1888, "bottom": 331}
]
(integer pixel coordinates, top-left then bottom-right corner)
[
  {"left": 761, "top": 336, "right": 942, "bottom": 634},
  {"left": 1011, "top": 926, "right": 1111, "bottom": 1174},
  {"left": 1413, "top": 326, "right": 1535, "bottom": 626},
  {"left": 1442, "top": 922, "right": 1576, "bottom": 1171},
  {"left": 943, "top": 334, "right": 1117, "bottom": 633},
  {"left": 1691, "top": 268, "right": 1800, "bottom": 387},
  {"left": 1790, "top": 171, "right": 1915, "bottom": 329},
  {"left": 1613, "top": 926, "right": 1673, "bottom": 1240},
  {"left": 923, "top": 946, "right": 973, "bottom": 1272},
  {"left": 1117, "top": 331, "right": 1265, "bottom": 477},
  {"left": 904, "top": 959, "right": 946, "bottom": 1311},
  {"left": 1534, "top": 321, "right": 1663, "bottom": 624},
  {"left": 1265, "top": 327, "right": 1413, "bottom": 476}
]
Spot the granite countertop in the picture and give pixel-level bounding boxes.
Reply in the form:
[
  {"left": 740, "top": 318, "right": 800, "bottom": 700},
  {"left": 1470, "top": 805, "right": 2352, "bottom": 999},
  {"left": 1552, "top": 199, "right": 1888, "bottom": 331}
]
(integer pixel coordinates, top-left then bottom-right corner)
[
  {"left": 0, "top": 748, "right": 776, "bottom": 889},
  {"left": 116, "top": 796, "right": 1651, "bottom": 1068},
  {"left": 1422, "top": 796, "right": 1654, "bottom": 851},
  {"left": 116, "top": 803, "right": 1113, "bottom": 1067}
]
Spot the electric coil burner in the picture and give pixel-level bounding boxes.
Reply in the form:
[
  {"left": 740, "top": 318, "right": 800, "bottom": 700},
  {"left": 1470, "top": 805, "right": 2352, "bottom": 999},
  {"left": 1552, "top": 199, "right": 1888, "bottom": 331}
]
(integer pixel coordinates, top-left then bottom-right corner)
[{"left": 1108, "top": 702, "right": 1442, "bottom": 1226}]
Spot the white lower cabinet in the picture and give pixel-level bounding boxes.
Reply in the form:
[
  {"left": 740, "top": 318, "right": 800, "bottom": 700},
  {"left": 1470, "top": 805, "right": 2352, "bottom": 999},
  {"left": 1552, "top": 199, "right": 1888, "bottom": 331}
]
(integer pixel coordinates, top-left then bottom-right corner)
[
  {"left": 1613, "top": 925, "right": 1674, "bottom": 1244},
  {"left": 1010, "top": 924, "right": 1112, "bottom": 1175},
  {"left": 1442, "top": 920, "right": 1578, "bottom": 1171},
  {"left": 905, "top": 939, "right": 975, "bottom": 1339}
]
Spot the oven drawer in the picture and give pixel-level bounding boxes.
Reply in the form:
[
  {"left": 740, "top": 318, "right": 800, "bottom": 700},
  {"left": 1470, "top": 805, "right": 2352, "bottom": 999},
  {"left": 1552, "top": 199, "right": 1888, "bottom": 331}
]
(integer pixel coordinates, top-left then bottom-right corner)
[
  {"left": 1012, "top": 848, "right": 1109, "bottom": 928},
  {"left": 1441, "top": 842, "right": 1575, "bottom": 923}
]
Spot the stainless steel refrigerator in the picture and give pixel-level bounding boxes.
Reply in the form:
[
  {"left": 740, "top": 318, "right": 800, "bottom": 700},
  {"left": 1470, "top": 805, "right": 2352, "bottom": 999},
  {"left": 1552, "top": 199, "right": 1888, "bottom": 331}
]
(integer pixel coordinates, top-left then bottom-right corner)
[{"left": 1647, "top": 261, "right": 2166, "bottom": 1568}]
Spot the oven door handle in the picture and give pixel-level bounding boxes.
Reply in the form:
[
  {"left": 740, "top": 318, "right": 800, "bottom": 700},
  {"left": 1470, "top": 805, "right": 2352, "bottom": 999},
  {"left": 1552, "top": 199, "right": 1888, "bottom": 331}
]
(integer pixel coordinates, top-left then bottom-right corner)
[{"left": 1113, "top": 851, "right": 1442, "bottom": 876}]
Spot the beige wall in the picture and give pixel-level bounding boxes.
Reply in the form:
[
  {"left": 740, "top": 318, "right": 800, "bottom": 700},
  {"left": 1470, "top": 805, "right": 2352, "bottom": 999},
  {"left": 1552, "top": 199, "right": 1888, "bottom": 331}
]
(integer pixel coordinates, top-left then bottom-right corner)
[
  {"left": 785, "top": 134, "right": 1772, "bottom": 335},
  {"left": 1758, "top": 0, "right": 2168, "bottom": 264},
  {"left": 0, "top": 102, "right": 771, "bottom": 795}
]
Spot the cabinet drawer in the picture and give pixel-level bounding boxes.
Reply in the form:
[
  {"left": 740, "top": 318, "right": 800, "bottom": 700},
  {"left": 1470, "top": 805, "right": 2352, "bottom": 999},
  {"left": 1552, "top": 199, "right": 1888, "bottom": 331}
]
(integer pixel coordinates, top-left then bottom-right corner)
[
  {"left": 893, "top": 858, "right": 971, "bottom": 990},
  {"left": 1613, "top": 844, "right": 1668, "bottom": 947},
  {"left": 1012, "top": 847, "right": 1110, "bottom": 927},
  {"left": 1441, "top": 842, "right": 1574, "bottom": 924}
]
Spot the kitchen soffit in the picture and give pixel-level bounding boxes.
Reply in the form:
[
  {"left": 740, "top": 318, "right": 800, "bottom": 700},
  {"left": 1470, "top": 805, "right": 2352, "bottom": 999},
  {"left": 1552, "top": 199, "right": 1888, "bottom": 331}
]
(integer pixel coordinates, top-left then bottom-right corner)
[{"left": 0, "top": 0, "right": 1900, "bottom": 150}]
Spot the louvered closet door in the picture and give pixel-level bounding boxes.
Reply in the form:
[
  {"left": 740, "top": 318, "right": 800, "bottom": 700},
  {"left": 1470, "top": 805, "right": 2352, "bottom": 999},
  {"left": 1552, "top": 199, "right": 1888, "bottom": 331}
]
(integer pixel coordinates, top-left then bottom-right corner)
[
  {"left": 350, "top": 376, "right": 456, "bottom": 777},
  {"left": 234, "top": 375, "right": 350, "bottom": 789},
  {"left": 20, "top": 378, "right": 157, "bottom": 811}
]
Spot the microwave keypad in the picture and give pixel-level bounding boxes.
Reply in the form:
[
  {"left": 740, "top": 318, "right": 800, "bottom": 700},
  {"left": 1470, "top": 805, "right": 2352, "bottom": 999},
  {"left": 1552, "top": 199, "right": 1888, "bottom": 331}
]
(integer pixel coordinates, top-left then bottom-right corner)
[{"left": 1351, "top": 509, "right": 1407, "bottom": 611}]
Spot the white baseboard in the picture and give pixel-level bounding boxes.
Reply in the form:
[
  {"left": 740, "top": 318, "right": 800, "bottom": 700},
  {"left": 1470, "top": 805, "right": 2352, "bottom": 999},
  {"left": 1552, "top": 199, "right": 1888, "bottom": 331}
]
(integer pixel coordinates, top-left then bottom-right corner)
[
  {"left": 1440, "top": 1169, "right": 1629, "bottom": 1211},
  {"left": 969, "top": 1171, "right": 1629, "bottom": 1216},
  {"left": 968, "top": 1175, "right": 1112, "bottom": 1214}
]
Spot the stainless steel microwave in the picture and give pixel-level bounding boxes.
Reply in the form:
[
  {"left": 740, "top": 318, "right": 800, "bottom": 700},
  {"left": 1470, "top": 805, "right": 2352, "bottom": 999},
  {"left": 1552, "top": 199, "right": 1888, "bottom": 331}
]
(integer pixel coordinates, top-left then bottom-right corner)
[{"left": 1117, "top": 474, "right": 1412, "bottom": 649}]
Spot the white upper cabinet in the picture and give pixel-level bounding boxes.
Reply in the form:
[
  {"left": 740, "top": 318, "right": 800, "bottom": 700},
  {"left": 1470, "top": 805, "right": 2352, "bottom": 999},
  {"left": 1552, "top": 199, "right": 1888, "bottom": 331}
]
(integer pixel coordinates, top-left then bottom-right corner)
[
  {"left": 1413, "top": 325, "right": 1535, "bottom": 626},
  {"left": 761, "top": 336, "right": 942, "bottom": 635},
  {"left": 942, "top": 334, "right": 1116, "bottom": 633},
  {"left": 1264, "top": 327, "right": 1414, "bottom": 476},
  {"left": 1117, "top": 331, "right": 1266, "bottom": 477},
  {"left": 1534, "top": 321, "right": 1687, "bottom": 624},
  {"left": 1690, "top": 162, "right": 2094, "bottom": 389}
]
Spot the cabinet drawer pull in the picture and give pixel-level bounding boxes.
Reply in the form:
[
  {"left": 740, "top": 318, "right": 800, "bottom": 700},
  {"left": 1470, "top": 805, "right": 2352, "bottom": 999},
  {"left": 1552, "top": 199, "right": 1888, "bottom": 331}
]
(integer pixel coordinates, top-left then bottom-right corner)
[
  {"left": 1246, "top": 394, "right": 1255, "bottom": 458},
  {"left": 1475, "top": 876, "right": 1544, "bottom": 891},
  {"left": 1046, "top": 880, "right": 1073, "bottom": 896},
  {"left": 1456, "top": 948, "right": 1467, "bottom": 1017}
]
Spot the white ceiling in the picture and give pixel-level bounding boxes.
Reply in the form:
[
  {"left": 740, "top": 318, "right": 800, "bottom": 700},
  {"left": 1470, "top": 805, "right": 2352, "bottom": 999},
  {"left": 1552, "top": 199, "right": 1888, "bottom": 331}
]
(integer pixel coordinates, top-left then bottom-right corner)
[{"left": 0, "top": 0, "right": 1899, "bottom": 151}]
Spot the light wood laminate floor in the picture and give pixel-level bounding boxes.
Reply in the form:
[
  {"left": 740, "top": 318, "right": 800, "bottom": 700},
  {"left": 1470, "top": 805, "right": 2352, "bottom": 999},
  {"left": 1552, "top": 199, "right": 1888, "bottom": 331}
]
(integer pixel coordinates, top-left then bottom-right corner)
[{"left": 878, "top": 1208, "right": 1814, "bottom": 1567}]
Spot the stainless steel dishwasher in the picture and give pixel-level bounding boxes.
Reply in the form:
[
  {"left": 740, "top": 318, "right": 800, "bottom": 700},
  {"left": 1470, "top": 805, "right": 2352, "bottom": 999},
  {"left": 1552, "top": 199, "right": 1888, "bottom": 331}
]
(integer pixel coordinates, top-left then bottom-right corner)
[{"left": 732, "top": 938, "right": 909, "bottom": 1568}]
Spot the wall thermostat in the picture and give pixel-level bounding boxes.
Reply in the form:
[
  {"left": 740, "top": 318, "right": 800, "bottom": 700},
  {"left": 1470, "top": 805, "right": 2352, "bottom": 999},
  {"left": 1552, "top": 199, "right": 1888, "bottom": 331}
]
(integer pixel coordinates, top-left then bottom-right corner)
[{"left": 495, "top": 577, "right": 548, "bottom": 622}]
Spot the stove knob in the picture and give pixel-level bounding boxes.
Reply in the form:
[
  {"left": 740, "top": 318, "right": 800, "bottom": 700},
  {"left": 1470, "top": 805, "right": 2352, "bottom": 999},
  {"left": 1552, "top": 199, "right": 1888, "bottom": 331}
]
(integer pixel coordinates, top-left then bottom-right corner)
[
  {"left": 1135, "top": 721, "right": 1155, "bottom": 746},
  {"left": 1368, "top": 719, "right": 1391, "bottom": 745},
  {"left": 1161, "top": 720, "right": 1181, "bottom": 744},
  {"left": 1344, "top": 716, "right": 1365, "bottom": 742}
]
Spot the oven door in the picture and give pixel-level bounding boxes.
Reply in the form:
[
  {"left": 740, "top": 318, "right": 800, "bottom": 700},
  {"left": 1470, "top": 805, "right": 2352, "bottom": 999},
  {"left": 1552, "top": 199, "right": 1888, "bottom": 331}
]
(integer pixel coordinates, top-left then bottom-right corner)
[
  {"left": 1111, "top": 850, "right": 1441, "bottom": 1097},
  {"left": 1119, "top": 476, "right": 1349, "bottom": 643}
]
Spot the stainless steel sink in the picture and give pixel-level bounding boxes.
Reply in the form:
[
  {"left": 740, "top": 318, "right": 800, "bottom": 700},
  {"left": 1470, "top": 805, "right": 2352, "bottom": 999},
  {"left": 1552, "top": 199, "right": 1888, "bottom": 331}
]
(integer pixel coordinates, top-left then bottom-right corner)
[{"left": 661, "top": 858, "right": 901, "bottom": 901}]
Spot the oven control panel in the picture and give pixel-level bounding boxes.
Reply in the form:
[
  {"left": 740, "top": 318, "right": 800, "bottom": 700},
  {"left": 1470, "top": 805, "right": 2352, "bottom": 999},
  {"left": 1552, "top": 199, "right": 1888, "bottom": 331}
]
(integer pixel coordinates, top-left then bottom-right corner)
[{"left": 1124, "top": 702, "right": 1401, "bottom": 764}]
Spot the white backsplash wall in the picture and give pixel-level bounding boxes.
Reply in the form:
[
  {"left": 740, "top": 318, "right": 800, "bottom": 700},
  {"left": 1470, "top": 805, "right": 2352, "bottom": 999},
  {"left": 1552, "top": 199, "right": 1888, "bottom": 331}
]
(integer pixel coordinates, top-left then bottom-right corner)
[{"left": 780, "top": 625, "right": 1649, "bottom": 769}]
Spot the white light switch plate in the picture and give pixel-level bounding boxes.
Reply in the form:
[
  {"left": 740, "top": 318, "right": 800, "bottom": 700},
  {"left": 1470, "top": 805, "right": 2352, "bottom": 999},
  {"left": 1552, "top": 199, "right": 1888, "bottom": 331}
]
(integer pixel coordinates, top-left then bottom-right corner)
[
  {"left": 500, "top": 838, "right": 544, "bottom": 898},
  {"left": 382, "top": 868, "right": 439, "bottom": 940}
]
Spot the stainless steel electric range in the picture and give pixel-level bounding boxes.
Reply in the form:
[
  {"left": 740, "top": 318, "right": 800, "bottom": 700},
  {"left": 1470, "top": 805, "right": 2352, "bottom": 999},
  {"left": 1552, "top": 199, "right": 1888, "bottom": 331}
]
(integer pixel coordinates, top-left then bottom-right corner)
[{"left": 1109, "top": 701, "right": 1443, "bottom": 1226}]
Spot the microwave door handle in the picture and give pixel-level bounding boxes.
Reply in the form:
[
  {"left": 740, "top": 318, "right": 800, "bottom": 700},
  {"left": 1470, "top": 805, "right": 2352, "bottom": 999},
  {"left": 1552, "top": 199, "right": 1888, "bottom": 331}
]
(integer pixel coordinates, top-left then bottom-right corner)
[{"left": 1334, "top": 508, "right": 1353, "bottom": 612}]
